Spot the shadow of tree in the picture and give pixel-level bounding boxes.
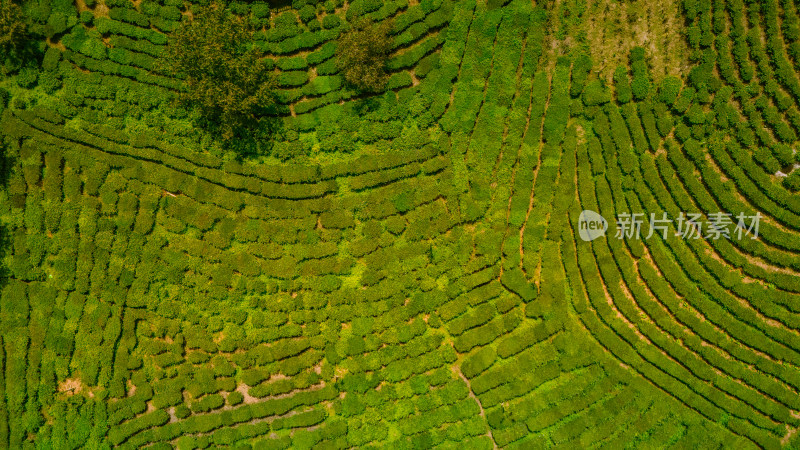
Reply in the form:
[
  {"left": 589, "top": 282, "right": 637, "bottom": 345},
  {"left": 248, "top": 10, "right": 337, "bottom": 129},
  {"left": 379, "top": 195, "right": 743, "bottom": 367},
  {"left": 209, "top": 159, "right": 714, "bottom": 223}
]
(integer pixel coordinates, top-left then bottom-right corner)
[
  {"left": 352, "top": 96, "right": 383, "bottom": 116},
  {"left": 1, "top": 35, "right": 43, "bottom": 77},
  {"left": 265, "top": 0, "right": 293, "bottom": 10},
  {"left": 199, "top": 109, "right": 285, "bottom": 160}
]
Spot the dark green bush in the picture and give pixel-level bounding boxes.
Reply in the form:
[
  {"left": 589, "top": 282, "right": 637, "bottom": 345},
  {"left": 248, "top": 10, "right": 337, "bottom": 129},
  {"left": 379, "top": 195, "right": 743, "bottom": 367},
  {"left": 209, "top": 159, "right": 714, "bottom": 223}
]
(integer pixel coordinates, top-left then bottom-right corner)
[
  {"left": 322, "top": 14, "right": 340, "bottom": 29},
  {"left": 298, "top": 4, "right": 316, "bottom": 22},
  {"left": 277, "top": 56, "right": 308, "bottom": 71},
  {"left": 570, "top": 53, "right": 592, "bottom": 97},
  {"left": 251, "top": 2, "right": 269, "bottom": 18},
  {"left": 613, "top": 66, "right": 632, "bottom": 104},
  {"left": 629, "top": 47, "right": 650, "bottom": 100},
  {"left": 15, "top": 67, "right": 37, "bottom": 88},
  {"left": 659, "top": 76, "right": 682, "bottom": 105},
  {"left": 277, "top": 70, "right": 309, "bottom": 87},
  {"left": 345, "top": 0, "right": 381, "bottom": 20},
  {"left": 191, "top": 394, "right": 225, "bottom": 413},
  {"left": 42, "top": 46, "right": 61, "bottom": 71},
  {"left": 109, "top": 7, "right": 149, "bottom": 27},
  {"left": 227, "top": 390, "right": 244, "bottom": 406},
  {"left": 461, "top": 346, "right": 496, "bottom": 378}
]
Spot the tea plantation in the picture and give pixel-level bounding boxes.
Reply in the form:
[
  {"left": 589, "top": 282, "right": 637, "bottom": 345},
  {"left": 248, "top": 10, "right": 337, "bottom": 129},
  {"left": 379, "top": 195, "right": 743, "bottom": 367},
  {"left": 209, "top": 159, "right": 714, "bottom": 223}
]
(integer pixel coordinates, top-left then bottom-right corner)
[{"left": 1, "top": 0, "right": 800, "bottom": 448}]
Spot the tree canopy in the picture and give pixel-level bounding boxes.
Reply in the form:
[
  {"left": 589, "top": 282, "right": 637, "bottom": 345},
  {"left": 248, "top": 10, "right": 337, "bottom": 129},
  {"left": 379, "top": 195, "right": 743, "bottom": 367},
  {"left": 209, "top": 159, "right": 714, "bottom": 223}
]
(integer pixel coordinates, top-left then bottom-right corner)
[
  {"left": 0, "top": 0, "right": 27, "bottom": 75},
  {"left": 0, "top": 0, "right": 25, "bottom": 52},
  {"left": 161, "top": 3, "right": 276, "bottom": 143},
  {"left": 336, "top": 18, "right": 394, "bottom": 93}
]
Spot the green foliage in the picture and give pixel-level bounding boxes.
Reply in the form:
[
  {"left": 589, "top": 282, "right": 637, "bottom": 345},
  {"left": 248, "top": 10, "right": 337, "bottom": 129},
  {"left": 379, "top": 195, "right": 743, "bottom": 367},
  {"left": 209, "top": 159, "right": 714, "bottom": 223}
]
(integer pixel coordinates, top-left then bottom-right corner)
[
  {"left": 322, "top": 14, "right": 341, "bottom": 29},
  {"left": 783, "top": 172, "right": 800, "bottom": 192},
  {"left": 0, "top": 86, "right": 8, "bottom": 109},
  {"left": 542, "top": 59, "right": 570, "bottom": 144},
  {"left": 345, "top": 0, "right": 382, "bottom": 21},
  {"left": 461, "top": 346, "right": 496, "bottom": 378},
  {"left": 336, "top": 18, "right": 394, "bottom": 92},
  {"left": 339, "top": 393, "right": 366, "bottom": 416},
  {"left": 629, "top": 47, "right": 651, "bottom": 101},
  {"left": 570, "top": 53, "right": 592, "bottom": 97},
  {"left": 613, "top": 66, "right": 632, "bottom": 104},
  {"left": 500, "top": 267, "right": 536, "bottom": 302},
  {"left": 658, "top": 76, "right": 682, "bottom": 106},
  {"left": 298, "top": 4, "right": 316, "bottom": 23},
  {"left": 227, "top": 390, "right": 244, "bottom": 406},
  {"left": 160, "top": 3, "right": 277, "bottom": 142},
  {"left": 0, "top": 0, "right": 25, "bottom": 52},
  {"left": 15, "top": 67, "right": 37, "bottom": 88},
  {"left": 583, "top": 79, "right": 611, "bottom": 106}
]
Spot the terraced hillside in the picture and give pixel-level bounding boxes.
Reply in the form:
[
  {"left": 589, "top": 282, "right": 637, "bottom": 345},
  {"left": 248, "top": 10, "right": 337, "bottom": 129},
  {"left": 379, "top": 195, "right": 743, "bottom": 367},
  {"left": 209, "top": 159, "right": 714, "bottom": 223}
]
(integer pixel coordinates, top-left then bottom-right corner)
[{"left": 1, "top": 0, "right": 800, "bottom": 448}]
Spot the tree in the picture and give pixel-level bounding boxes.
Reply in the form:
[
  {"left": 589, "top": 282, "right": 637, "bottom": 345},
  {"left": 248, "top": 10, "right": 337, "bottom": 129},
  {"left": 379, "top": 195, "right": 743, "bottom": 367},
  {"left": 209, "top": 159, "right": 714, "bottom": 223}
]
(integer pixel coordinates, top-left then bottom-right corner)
[
  {"left": 160, "top": 3, "right": 276, "bottom": 142},
  {"left": 0, "top": 0, "right": 29, "bottom": 75},
  {"left": 0, "top": 0, "right": 25, "bottom": 52},
  {"left": 336, "top": 18, "right": 394, "bottom": 92}
]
